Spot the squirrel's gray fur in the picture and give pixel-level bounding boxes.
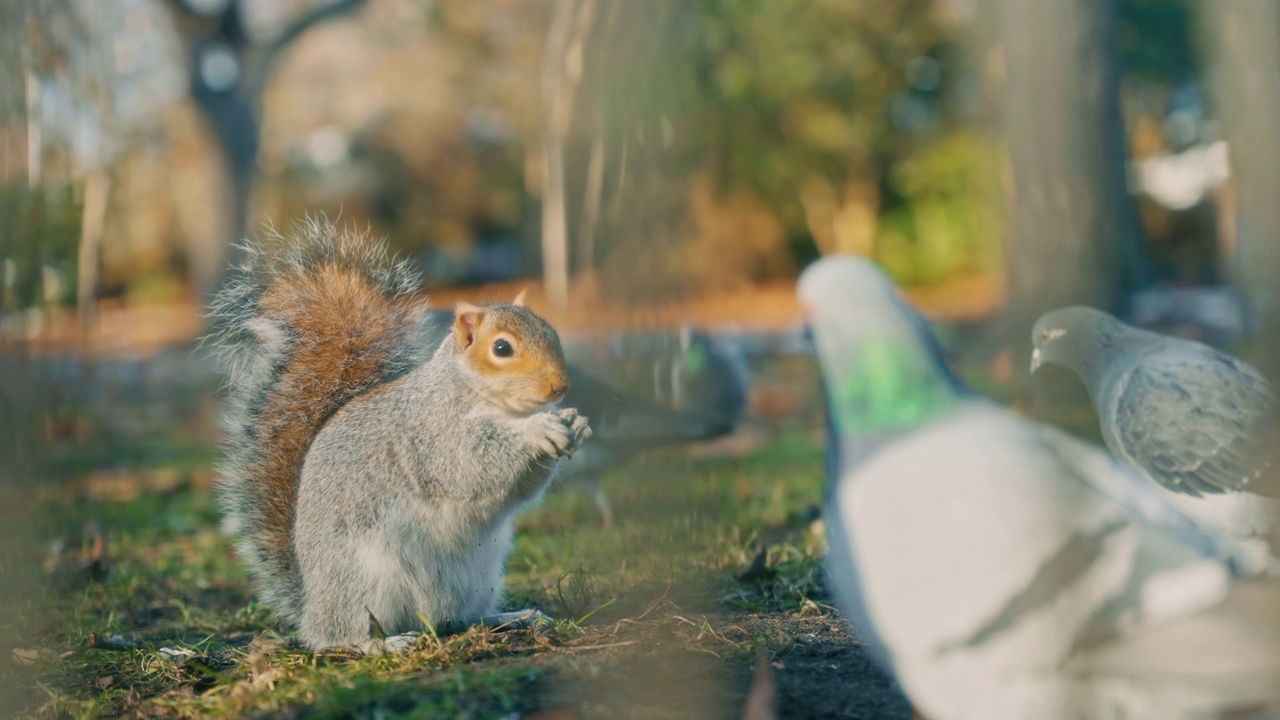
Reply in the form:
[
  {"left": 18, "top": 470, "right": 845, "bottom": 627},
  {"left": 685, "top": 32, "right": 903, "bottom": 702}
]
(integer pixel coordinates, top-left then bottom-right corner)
[{"left": 206, "top": 215, "right": 589, "bottom": 650}]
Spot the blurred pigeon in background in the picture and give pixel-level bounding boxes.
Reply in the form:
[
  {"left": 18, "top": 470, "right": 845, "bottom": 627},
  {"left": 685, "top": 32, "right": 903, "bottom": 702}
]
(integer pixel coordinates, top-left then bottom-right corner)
[
  {"left": 571, "top": 324, "right": 751, "bottom": 424},
  {"left": 1031, "top": 305, "right": 1279, "bottom": 569},
  {"left": 1127, "top": 285, "right": 1246, "bottom": 347},
  {"left": 418, "top": 310, "right": 743, "bottom": 524},
  {"left": 553, "top": 365, "right": 736, "bottom": 524},
  {"left": 802, "top": 255, "right": 1280, "bottom": 720}
]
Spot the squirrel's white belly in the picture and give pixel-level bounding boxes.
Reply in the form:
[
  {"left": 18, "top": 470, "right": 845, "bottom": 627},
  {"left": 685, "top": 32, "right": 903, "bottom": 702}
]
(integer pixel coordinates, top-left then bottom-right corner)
[{"left": 358, "top": 504, "right": 514, "bottom": 634}]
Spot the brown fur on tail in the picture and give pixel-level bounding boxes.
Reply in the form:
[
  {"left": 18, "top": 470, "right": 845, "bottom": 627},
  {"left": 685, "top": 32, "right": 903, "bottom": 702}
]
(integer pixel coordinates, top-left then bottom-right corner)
[{"left": 208, "top": 216, "right": 428, "bottom": 625}]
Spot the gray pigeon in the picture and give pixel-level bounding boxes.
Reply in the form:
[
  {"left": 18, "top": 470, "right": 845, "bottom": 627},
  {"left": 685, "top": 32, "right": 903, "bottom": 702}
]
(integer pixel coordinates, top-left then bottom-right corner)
[
  {"left": 569, "top": 324, "right": 751, "bottom": 425},
  {"left": 802, "top": 255, "right": 1280, "bottom": 720},
  {"left": 417, "top": 310, "right": 739, "bottom": 524},
  {"left": 1031, "top": 305, "right": 1279, "bottom": 568}
]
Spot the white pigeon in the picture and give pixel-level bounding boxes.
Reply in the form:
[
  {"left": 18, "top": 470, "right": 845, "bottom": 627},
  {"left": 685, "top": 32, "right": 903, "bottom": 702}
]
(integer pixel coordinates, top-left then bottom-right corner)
[
  {"left": 801, "top": 255, "right": 1280, "bottom": 720},
  {"left": 1031, "top": 305, "right": 1280, "bottom": 571}
]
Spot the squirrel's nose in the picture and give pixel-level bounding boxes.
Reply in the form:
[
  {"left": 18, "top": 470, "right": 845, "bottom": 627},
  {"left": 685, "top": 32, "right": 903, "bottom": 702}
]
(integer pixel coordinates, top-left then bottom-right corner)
[{"left": 549, "top": 379, "right": 570, "bottom": 400}]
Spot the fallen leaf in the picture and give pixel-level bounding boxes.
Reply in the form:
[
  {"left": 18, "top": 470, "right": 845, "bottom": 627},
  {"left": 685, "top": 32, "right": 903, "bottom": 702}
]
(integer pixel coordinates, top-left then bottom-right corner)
[{"left": 11, "top": 648, "right": 41, "bottom": 666}]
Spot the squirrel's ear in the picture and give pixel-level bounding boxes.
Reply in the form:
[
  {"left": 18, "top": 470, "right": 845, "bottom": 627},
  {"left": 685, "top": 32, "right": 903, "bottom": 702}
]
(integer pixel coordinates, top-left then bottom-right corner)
[
  {"left": 453, "top": 302, "right": 484, "bottom": 351},
  {"left": 512, "top": 288, "right": 529, "bottom": 307}
]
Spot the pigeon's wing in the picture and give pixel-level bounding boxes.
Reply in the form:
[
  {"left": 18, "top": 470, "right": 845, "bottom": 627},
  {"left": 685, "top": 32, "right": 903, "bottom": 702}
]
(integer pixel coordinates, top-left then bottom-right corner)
[
  {"left": 1036, "top": 420, "right": 1263, "bottom": 575},
  {"left": 1110, "top": 352, "right": 1278, "bottom": 497}
]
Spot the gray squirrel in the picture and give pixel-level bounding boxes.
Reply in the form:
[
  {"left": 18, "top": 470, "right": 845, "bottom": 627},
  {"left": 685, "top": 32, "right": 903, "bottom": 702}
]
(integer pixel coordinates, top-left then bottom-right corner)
[{"left": 208, "top": 217, "right": 591, "bottom": 652}]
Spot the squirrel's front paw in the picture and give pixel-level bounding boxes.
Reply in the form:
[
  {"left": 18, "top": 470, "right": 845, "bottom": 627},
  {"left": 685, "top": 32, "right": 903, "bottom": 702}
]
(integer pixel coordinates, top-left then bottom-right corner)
[
  {"left": 527, "top": 409, "right": 591, "bottom": 459},
  {"left": 555, "top": 407, "right": 592, "bottom": 451}
]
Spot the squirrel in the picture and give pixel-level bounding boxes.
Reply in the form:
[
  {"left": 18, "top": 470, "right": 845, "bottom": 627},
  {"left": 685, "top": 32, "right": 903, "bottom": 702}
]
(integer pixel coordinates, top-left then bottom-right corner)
[{"left": 207, "top": 216, "right": 592, "bottom": 652}]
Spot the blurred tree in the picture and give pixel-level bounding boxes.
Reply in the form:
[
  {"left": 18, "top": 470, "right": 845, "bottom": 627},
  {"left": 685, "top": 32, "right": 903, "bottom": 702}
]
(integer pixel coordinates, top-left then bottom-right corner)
[
  {"left": 1197, "top": 1, "right": 1280, "bottom": 378},
  {"left": 573, "top": 0, "right": 711, "bottom": 304},
  {"left": 875, "top": 129, "right": 1003, "bottom": 285},
  {"left": 162, "top": 0, "right": 369, "bottom": 301},
  {"left": 689, "top": 0, "right": 942, "bottom": 260},
  {"left": 994, "top": 0, "right": 1150, "bottom": 394},
  {"left": 1117, "top": 0, "right": 1196, "bottom": 81},
  {"left": 4, "top": 0, "right": 124, "bottom": 316},
  {"left": 574, "top": 0, "right": 955, "bottom": 304},
  {"left": 0, "top": 3, "right": 50, "bottom": 715}
]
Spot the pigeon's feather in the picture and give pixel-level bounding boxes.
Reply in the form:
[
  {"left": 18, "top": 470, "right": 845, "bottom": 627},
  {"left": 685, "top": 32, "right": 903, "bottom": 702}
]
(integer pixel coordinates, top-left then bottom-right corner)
[
  {"left": 1061, "top": 578, "right": 1280, "bottom": 717},
  {"left": 1107, "top": 349, "right": 1278, "bottom": 497},
  {"left": 1035, "top": 418, "right": 1261, "bottom": 575}
]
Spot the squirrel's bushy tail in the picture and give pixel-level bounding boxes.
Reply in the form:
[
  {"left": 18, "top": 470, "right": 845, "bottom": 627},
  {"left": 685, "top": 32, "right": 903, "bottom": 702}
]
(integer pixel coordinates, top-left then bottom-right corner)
[{"left": 207, "top": 216, "right": 427, "bottom": 626}]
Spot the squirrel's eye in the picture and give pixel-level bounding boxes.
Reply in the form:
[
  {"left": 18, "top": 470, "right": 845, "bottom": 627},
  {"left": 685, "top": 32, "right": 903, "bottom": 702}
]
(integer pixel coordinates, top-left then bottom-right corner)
[{"left": 492, "top": 338, "right": 514, "bottom": 358}]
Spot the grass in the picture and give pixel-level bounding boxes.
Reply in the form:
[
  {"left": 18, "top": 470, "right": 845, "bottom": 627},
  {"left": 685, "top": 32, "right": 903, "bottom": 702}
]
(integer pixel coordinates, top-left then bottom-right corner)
[{"left": 4, "top": 429, "right": 894, "bottom": 720}]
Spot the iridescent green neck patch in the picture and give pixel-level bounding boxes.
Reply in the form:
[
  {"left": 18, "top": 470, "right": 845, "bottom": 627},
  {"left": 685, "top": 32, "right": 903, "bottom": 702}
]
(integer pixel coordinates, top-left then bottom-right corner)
[
  {"left": 830, "top": 336, "right": 954, "bottom": 432},
  {"left": 681, "top": 343, "right": 708, "bottom": 376}
]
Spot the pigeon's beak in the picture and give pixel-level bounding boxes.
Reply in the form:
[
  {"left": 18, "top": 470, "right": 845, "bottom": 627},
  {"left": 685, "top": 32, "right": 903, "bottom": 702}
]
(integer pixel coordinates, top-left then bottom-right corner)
[{"left": 1029, "top": 347, "right": 1043, "bottom": 374}]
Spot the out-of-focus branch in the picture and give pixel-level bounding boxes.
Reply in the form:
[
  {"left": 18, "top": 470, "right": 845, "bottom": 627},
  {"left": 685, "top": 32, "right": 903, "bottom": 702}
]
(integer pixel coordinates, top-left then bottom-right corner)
[
  {"left": 162, "top": 0, "right": 369, "bottom": 303},
  {"left": 268, "top": 0, "right": 368, "bottom": 58},
  {"left": 578, "top": 130, "right": 604, "bottom": 271}
]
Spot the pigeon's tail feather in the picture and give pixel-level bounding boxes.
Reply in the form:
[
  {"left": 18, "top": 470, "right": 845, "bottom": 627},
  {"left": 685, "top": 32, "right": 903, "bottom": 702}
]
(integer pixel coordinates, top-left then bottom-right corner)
[
  {"left": 1066, "top": 577, "right": 1280, "bottom": 711},
  {"left": 1038, "top": 421, "right": 1267, "bottom": 576}
]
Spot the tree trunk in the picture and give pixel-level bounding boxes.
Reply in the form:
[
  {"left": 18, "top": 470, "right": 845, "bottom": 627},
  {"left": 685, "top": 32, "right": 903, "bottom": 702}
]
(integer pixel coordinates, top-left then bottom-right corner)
[
  {"left": 1197, "top": 1, "right": 1280, "bottom": 378},
  {"left": 996, "top": 0, "right": 1148, "bottom": 396},
  {"left": 539, "top": 0, "right": 575, "bottom": 313},
  {"left": 540, "top": 0, "right": 596, "bottom": 312},
  {"left": 76, "top": 169, "right": 110, "bottom": 326}
]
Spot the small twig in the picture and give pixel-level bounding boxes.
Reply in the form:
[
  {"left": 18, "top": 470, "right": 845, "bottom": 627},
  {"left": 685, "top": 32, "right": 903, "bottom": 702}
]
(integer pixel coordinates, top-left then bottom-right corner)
[
  {"left": 562, "top": 640, "right": 638, "bottom": 652},
  {"left": 575, "top": 595, "right": 617, "bottom": 625}
]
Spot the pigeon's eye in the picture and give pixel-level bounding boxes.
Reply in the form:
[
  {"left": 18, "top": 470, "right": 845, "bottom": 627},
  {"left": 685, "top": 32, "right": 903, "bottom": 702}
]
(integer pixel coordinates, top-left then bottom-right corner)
[{"left": 492, "top": 338, "right": 514, "bottom": 358}]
